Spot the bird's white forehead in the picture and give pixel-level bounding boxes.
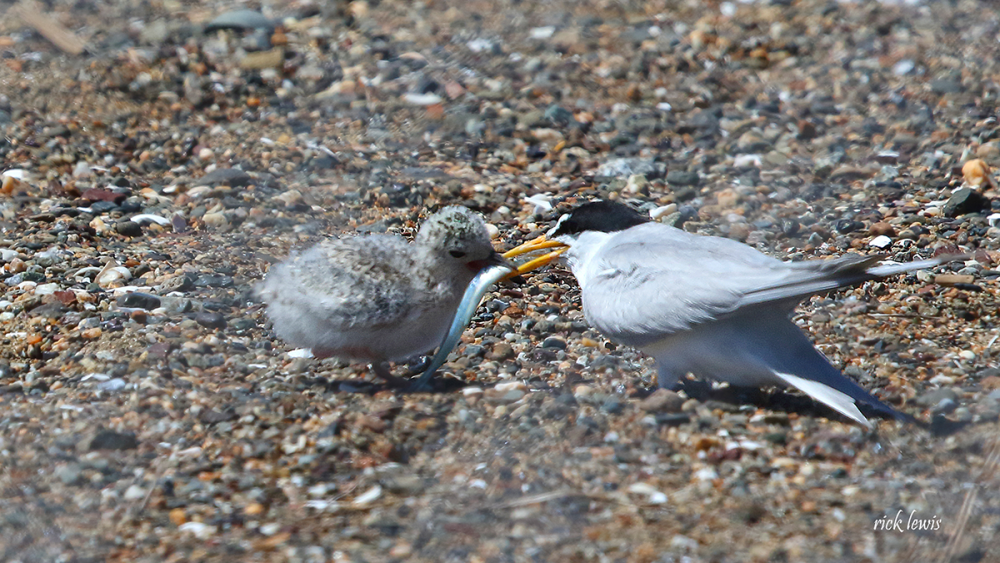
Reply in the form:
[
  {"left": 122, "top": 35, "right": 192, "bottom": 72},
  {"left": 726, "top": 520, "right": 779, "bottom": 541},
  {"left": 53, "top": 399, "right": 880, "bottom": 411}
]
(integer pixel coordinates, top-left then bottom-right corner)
[{"left": 547, "top": 212, "right": 571, "bottom": 237}]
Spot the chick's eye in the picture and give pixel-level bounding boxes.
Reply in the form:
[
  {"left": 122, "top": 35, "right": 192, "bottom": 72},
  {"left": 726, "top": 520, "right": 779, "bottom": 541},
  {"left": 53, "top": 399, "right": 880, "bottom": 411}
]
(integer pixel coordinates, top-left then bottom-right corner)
[{"left": 449, "top": 250, "right": 466, "bottom": 258}]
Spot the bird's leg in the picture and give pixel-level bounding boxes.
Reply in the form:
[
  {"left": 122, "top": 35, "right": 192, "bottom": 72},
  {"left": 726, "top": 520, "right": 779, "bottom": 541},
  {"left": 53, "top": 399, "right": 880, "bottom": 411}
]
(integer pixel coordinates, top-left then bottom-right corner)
[
  {"left": 370, "top": 362, "right": 409, "bottom": 389},
  {"left": 655, "top": 364, "right": 683, "bottom": 391}
]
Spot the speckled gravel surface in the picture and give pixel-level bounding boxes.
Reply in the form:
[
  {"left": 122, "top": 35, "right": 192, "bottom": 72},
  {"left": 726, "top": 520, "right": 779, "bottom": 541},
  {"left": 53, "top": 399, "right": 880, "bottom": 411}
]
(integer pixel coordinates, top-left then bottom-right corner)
[{"left": 1, "top": 0, "right": 999, "bottom": 562}]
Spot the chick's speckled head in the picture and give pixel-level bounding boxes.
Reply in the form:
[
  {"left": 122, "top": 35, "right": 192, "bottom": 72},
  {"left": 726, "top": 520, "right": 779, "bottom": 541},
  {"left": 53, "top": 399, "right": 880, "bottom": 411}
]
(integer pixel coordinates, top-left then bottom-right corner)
[{"left": 417, "top": 206, "right": 496, "bottom": 265}]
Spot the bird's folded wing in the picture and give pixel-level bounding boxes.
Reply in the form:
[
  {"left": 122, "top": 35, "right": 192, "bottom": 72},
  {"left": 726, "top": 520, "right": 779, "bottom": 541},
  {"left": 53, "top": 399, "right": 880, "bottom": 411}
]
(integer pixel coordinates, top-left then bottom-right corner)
[{"left": 582, "top": 234, "right": 944, "bottom": 347}]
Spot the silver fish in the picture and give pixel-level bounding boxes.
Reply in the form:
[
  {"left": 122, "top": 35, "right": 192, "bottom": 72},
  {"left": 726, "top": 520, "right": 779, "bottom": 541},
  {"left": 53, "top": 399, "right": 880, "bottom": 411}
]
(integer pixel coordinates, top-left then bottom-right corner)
[{"left": 415, "top": 262, "right": 515, "bottom": 387}]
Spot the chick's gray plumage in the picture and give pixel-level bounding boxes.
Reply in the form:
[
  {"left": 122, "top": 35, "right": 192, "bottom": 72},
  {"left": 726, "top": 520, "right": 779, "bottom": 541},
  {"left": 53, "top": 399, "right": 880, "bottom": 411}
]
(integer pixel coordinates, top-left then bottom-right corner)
[{"left": 259, "top": 206, "right": 498, "bottom": 370}]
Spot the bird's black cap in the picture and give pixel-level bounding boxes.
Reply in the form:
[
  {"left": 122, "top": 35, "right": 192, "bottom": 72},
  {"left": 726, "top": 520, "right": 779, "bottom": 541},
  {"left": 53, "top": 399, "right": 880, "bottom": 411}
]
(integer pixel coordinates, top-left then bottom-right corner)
[{"left": 549, "top": 200, "right": 649, "bottom": 236}]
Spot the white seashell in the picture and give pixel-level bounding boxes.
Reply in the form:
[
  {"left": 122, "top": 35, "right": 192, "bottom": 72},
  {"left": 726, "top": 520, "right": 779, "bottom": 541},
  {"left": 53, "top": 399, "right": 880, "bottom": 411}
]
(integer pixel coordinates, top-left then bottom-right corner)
[
  {"left": 96, "top": 261, "right": 132, "bottom": 288},
  {"left": 179, "top": 522, "right": 216, "bottom": 539},
  {"left": 33, "top": 283, "right": 60, "bottom": 295},
  {"left": 733, "top": 154, "right": 762, "bottom": 168},
  {"left": 131, "top": 214, "right": 171, "bottom": 226},
  {"left": 402, "top": 93, "right": 443, "bottom": 106},
  {"left": 1, "top": 169, "right": 27, "bottom": 180},
  {"left": 650, "top": 204, "right": 678, "bottom": 220},
  {"left": 523, "top": 194, "right": 552, "bottom": 215},
  {"left": 868, "top": 235, "right": 892, "bottom": 249},
  {"left": 351, "top": 485, "right": 382, "bottom": 507},
  {"left": 529, "top": 26, "right": 555, "bottom": 39}
]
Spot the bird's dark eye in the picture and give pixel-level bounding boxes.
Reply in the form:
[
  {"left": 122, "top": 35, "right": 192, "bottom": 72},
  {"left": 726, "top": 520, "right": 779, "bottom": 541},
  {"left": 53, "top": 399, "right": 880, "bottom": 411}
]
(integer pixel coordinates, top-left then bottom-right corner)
[{"left": 449, "top": 250, "right": 466, "bottom": 258}]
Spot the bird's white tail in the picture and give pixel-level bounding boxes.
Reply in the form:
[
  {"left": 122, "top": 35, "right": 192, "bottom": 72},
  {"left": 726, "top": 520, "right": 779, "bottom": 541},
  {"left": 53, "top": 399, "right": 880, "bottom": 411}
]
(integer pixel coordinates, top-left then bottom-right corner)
[{"left": 773, "top": 371, "right": 872, "bottom": 428}]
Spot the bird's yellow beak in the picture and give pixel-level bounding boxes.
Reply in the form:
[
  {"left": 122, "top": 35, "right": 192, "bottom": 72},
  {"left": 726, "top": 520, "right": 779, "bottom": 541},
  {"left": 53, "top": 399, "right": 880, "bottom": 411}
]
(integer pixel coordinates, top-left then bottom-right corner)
[{"left": 500, "top": 235, "right": 569, "bottom": 279}]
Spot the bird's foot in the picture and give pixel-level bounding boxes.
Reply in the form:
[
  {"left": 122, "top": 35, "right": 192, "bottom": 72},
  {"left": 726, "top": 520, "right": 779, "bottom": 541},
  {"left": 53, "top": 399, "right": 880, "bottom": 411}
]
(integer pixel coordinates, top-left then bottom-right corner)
[
  {"left": 403, "top": 356, "right": 432, "bottom": 377},
  {"left": 370, "top": 362, "right": 437, "bottom": 392}
]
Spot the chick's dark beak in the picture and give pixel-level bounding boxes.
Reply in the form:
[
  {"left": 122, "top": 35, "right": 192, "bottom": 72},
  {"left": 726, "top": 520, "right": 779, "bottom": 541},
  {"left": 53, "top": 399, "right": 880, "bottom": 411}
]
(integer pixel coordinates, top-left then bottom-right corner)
[{"left": 466, "top": 251, "right": 517, "bottom": 274}]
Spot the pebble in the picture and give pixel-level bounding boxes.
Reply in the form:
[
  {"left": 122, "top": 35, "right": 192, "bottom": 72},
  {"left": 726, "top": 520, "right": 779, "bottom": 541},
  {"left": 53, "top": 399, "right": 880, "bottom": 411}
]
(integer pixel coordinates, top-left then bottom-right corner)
[
  {"left": 638, "top": 388, "right": 685, "bottom": 413},
  {"left": 88, "top": 430, "right": 138, "bottom": 451},
  {"left": 194, "top": 312, "right": 227, "bottom": 330},
  {"left": 55, "top": 463, "right": 83, "bottom": 486}
]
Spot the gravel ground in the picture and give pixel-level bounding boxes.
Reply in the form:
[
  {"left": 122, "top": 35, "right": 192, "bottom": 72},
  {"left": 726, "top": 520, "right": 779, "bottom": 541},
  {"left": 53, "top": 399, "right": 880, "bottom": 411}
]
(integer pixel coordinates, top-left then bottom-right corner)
[{"left": 1, "top": 0, "right": 999, "bottom": 561}]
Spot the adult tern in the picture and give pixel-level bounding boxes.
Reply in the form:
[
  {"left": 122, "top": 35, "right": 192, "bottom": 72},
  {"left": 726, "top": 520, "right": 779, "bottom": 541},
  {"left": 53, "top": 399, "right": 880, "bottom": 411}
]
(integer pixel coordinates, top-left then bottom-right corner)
[{"left": 505, "top": 200, "right": 963, "bottom": 427}]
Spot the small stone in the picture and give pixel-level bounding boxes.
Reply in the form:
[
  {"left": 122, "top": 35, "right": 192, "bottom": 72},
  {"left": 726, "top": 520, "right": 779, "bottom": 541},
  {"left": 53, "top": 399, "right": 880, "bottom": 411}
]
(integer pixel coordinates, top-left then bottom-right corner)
[
  {"left": 595, "top": 158, "right": 660, "bottom": 179},
  {"left": 870, "top": 222, "right": 896, "bottom": 237},
  {"left": 935, "top": 274, "right": 975, "bottom": 286},
  {"left": 196, "top": 168, "right": 253, "bottom": 187},
  {"left": 382, "top": 474, "right": 425, "bottom": 494},
  {"left": 932, "top": 398, "right": 958, "bottom": 415},
  {"left": 169, "top": 508, "right": 187, "bottom": 526},
  {"left": 716, "top": 188, "right": 740, "bottom": 208},
  {"left": 56, "top": 463, "right": 83, "bottom": 485},
  {"left": 205, "top": 9, "right": 274, "bottom": 32},
  {"left": 639, "top": 388, "right": 685, "bottom": 413},
  {"left": 115, "top": 221, "right": 143, "bottom": 237},
  {"left": 666, "top": 170, "right": 699, "bottom": 186},
  {"left": 930, "top": 79, "right": 962, "bottom": 94},
  {"left": 202, "top": 212, "right": 229, "bottom": 229},
  {"left": 116, "top": 292, "right": 161, "bottom": 310},
  {"left": 943, "top": 188, "right": 989, "bottom": 217},
  {"left": 728, "top": 223, "right": 750, "bottom": 241},
  {"left": 161, "top": 275, "right": 194, "bottom": 293},
  {"left": 89, "top": 429, "right": 138, "bottom": 451},
  {"left": 624, "top": 174, "right": 648, "bottom": 194},
  {"left": 917, "top": 388, "right": 958, "bottom": 407},
  {"left": 81, "top": 327, "right": 102, "bottom": 339},
  {"left": 124, "top": 485, "right": 146, "bottom": 501},
  {"left": 541, "top": 336, "right": 567, "bottom": 350},
  {"left": 828, "top": 165, "right": 873, "bottom": 182},
  {"left": 195, "top": 312, "right": 227, "bottom": 330},
  {"left": 81, "top": 188, "right": 126, "bottom": 204},
  {"left": 487, "top": 342, "right": 515, "bottom": 361}
]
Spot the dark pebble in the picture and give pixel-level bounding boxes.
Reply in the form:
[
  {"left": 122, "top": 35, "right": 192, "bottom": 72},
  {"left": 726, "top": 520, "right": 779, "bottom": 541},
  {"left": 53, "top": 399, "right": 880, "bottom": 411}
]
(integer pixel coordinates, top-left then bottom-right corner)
[
  {"left": 943, "top": 188, "right": 989, "bottom": 217},
  {"left": 116, "top": 292, "right": 161, "bottom": 310},
  {"left": 115, "top": 221, "right": 143, "bottom": 237},
  {"left": 81, "top": 188, "right": 127, "bottom": 204},
  {"left": 89, "top": 201, "right": 119, "bottom": 214},
  {"left": 161, "top": 274, "right": 194, "bottom": 292},
  {"left": 655, "top": 413, "right": 690, "bottom": 427},
  {"left": 196, "top": 167, "right": 253, "bottom": 187},
  {"left": 195, "top": 312, "right": 227, "bottom": 330},
  {"left": 89, "top": 429, "right": 138, "bottom": 451},
  {"left": 541, "top": 336, "right": 567, "bottom": 350},
  {"left": 229, "top": 318, "right": 257, "bottom": 331},
  {"left": 666, "top": 170, "right": 699, "bottom": 186}
]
